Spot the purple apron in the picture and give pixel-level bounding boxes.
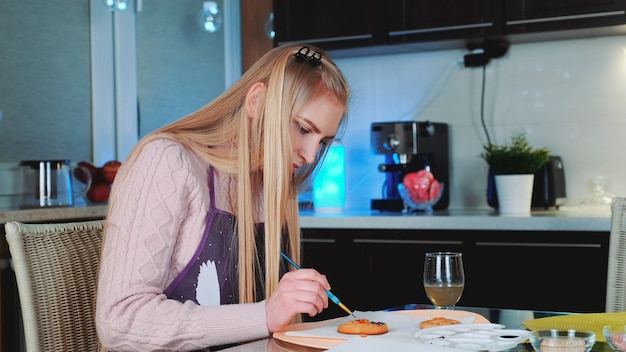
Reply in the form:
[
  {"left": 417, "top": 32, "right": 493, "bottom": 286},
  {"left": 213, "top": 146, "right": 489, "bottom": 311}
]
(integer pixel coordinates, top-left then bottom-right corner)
[{"left": 164, "top": 167, "right": 286, "bottom": 305}]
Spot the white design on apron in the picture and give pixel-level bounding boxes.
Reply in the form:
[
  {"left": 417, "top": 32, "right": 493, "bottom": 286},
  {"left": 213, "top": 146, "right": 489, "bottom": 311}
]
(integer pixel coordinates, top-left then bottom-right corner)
[{"left": 196, "top": 260, "right": 220, "bottom": 306}]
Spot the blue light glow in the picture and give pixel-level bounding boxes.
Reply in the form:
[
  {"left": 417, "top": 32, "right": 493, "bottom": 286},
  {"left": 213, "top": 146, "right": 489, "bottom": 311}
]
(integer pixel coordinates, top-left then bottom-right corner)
[{"left": 313, "top": 142, "right": 346, "bottom": 212}]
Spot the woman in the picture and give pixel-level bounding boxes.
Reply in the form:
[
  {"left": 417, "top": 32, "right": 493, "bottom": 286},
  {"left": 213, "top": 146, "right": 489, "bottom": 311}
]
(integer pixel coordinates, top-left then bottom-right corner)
[{"left": 95, "top": 43, "right": 350, "bottom": 351}]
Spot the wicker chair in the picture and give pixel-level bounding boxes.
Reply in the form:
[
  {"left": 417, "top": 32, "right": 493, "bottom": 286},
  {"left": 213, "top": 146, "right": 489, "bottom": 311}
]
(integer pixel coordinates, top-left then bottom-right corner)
[
  {"left": 606, "top": 197, "right": 626, "bottom": 312},
  {"left": 5, "top": 219, "right": 105, "bottom": 352}
]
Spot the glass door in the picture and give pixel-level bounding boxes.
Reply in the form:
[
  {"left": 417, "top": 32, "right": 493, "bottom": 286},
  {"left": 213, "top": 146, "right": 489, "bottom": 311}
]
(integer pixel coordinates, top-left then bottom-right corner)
[
  {"left": 135, "top": 0, "right": 230, "bottom": 137},
  {"left": 95, "top": 0, "right": 241, "bottom": 163}
]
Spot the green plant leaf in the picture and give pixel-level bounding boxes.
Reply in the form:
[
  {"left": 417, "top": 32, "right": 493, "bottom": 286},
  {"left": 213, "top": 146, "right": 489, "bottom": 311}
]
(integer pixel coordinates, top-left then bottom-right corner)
[{"left": 480, "top": 133, "right": 550, "bottom": 174}]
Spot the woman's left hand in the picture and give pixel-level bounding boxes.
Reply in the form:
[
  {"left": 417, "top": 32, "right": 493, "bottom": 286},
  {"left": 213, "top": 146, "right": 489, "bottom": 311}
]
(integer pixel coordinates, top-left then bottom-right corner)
[{"left": 265, "top": 269, "right": 330, "bottom": 332}]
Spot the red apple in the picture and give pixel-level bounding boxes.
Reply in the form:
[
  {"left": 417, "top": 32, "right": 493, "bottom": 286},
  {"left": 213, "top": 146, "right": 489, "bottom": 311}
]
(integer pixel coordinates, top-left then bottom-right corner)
[
  {"left": 102, "top": 160, "right": 122, "bottom": 184},
  {"left": 86, "top": 183, "right": 111, "bottom": 203}
]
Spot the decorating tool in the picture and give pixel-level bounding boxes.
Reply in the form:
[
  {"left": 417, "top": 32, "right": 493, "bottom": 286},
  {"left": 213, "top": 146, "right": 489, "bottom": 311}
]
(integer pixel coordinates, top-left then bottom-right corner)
[{"left": 280, "top": 252, "right": 356, "bottom": 318}]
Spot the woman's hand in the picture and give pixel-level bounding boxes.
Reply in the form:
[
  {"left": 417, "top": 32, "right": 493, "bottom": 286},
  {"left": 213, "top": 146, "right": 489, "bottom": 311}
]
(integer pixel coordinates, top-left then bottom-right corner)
[{"left": 265, "top": 269, "right": 330, "bottom": 332}]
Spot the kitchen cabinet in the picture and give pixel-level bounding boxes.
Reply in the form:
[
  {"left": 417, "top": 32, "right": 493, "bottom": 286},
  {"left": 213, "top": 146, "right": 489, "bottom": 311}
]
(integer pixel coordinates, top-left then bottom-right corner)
[
  {"left": 348, "top": 231, "right": 465, "bottom": 312},
  {"left": 386, "top": 0, "right": 501, "bottom": 45},
  {"left": 301, "top": 230, "right": 463, "bottom": 320},
  {"left": 299, "top": 232, "right": 354, "bottom": 320},
  {"left": 273, "top": 0, "right": 385, "bottom": 50},
  {"left": 301, "top": 228, "right": 608, "bottom": 321},
  {"left": 504, "top": 0, "right": 626, "bottom": 35},
  {"left": 273, "top": 0, "right": 626, "bottom": 53},
  {"left": 464, "top": 230, "right": 608, "bottom": 312}
]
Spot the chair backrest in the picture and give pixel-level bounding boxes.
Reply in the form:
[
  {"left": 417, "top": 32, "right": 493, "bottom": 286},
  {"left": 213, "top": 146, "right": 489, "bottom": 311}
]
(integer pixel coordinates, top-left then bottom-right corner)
[
  {"left": 5, "top": 219, "right": 105, "bottom": 352},
  {"left": 606, "top": 197, "right": 626, "bottom": 312}
]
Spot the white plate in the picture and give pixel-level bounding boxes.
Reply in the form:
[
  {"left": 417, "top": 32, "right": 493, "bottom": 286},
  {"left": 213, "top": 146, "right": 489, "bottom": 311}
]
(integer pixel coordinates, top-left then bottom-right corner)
[
  {"left": 413, "top": 323, "right": 530, "bottom": 351},
  {"left": 274, "top": 309, "right": 490, "bottom": 350}
]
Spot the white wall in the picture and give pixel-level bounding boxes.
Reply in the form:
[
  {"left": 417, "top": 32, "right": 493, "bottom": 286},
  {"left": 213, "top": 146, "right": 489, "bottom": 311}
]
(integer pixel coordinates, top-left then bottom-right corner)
[{"left": 334, "top": 35, "right": 626, "bottom": 211}]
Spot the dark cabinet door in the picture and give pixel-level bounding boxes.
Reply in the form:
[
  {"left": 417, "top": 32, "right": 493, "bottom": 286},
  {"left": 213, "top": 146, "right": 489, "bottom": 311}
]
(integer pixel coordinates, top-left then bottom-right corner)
[
  {"left": 300, "top": 230, "right": 355, "bottom": 321},
  {"left": 301, "top": 229, "right": 466, "bottom": 321},
  {"left": 464, "top": 231, "right": 608, "bottom": 313},
  {"left": 504, "top": 0, "right": 626, "bottom": 34},
  {"left": 272, "top": 0, "right": 385, "bottom": 51},
  {"left": 349, "top": 232, "right": 465, "bottom": 312},
  {"left": 386, "top": 0, "right": 502, "bottom": 44}
]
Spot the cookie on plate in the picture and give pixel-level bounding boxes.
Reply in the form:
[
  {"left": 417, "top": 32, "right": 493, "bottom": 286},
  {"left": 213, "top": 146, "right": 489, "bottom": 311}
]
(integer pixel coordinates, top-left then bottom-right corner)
[
  {"left": 337, "top": 319, "right": 389, "bottom": 335},
  {"left": 420, "top": 316, "right": 462, "bottom": 329}
]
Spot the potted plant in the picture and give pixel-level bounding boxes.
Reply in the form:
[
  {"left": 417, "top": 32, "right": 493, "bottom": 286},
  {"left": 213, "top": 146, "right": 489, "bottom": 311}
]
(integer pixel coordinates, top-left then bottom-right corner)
[
  {"left": 481, "top": 132, "right": 550, "bottom": 215},
  {"left": 481, "top": 132, "right": 550, "bottom": 175}
]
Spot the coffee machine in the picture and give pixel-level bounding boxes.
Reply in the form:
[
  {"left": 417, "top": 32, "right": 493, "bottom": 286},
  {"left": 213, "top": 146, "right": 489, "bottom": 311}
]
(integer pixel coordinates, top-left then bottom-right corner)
[{"left": 370, "top": 121, "right": 449, "bottom": 212}]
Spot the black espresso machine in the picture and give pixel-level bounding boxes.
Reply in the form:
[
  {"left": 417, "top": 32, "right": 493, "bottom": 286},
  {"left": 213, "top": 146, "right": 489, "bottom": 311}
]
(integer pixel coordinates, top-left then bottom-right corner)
[{"left": 370, "top": 121, "right": 450, "bottom": 212}]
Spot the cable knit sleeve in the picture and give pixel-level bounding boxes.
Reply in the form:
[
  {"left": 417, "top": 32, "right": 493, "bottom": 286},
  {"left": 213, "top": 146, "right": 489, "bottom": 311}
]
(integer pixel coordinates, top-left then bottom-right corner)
[{"left": 96, "top": 139, "right": 269, "bottom": 351}]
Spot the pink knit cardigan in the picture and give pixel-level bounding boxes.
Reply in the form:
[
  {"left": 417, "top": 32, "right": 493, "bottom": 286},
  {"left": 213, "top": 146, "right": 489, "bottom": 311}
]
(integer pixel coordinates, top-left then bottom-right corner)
[{"left": 96, "top": 138, "right": 269, "bottom": 351}]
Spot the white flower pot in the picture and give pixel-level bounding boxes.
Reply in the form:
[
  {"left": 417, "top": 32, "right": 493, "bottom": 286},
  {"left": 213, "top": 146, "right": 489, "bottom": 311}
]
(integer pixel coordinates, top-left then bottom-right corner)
[{"left": 495, "top": 174, "right": 535, "bottom": 216}]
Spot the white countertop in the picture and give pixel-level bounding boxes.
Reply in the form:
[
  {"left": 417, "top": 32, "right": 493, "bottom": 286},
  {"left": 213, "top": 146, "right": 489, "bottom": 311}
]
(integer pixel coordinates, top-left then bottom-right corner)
[
  {"left": 300, "top": 206, "right": 611, "bottom": 232},
  {"left": 0, "top": 205, "right": 611, "bottom": 232},
  {"left": 0, "top": 204, "right": 109, "bottom": 224}
]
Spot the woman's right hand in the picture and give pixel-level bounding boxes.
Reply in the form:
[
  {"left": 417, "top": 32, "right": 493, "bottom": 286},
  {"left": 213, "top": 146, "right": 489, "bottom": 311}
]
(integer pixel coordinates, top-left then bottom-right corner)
[{"left": 264, "top": 268, "right": 330, "bottom": 333}]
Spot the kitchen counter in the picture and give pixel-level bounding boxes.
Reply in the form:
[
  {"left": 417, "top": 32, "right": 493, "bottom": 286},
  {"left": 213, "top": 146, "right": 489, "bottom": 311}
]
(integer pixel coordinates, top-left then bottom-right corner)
[
  {"left": 0, "top": 205, "right": 610, "bottom": 232},
  {"left": 0, "top": 204, "right": 109, "bottom": 224},
  {"left": 300, "top": 207, "right": 611, "bottom": 232}
]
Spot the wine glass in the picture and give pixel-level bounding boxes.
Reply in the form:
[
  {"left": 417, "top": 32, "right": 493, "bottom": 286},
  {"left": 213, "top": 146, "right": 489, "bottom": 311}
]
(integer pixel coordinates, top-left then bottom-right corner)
[{"left": 423, "top": 252, "right": 465, "bottom": 310}]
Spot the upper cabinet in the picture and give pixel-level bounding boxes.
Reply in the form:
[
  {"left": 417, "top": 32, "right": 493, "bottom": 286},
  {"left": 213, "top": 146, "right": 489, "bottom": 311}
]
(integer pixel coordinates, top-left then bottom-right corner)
[
  {"left": 504, "top": 0, "right": 626, "bottom": 34},
  {"left": 273, "top": 0, "right": 386, "bottom": 50},
  {"left": 273, "top": 0, "right": 626, "bottom": 52},
  {"left": 386, "top": 0, "right": 501, "bottom": 44}
]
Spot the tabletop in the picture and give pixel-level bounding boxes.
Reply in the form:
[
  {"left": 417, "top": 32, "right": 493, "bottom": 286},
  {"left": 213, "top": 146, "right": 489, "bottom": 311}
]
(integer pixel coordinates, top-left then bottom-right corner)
[{"left": 219, "top": 304, "right": 612, "bottom": 352}]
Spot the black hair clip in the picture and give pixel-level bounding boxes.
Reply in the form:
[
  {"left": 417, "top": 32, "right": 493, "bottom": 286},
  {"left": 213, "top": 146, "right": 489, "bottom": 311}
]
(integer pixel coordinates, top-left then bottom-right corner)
[{"left": 294, "top": 46, "right": 322, "bottom": 67}]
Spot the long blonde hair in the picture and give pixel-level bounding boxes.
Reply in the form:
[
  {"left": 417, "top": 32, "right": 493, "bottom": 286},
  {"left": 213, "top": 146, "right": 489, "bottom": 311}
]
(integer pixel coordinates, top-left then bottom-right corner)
[{"left": 111, "top": 43, "right": 350, "bottom": 304}]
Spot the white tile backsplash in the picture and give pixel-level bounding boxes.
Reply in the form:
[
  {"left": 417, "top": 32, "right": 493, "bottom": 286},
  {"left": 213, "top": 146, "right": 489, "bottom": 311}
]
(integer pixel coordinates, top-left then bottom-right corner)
[{"left": 334, "top": 35, "right": 626, "bottom": 210}]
